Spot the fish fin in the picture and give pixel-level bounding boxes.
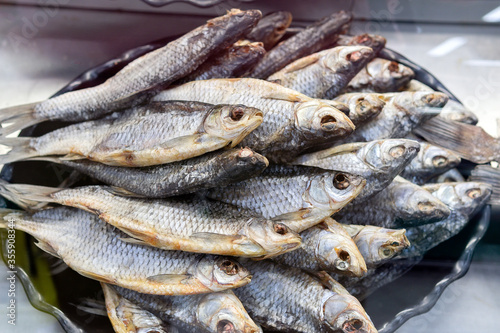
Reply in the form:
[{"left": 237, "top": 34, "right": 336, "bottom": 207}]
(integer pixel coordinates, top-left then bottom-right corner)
[
  {"left": 78, "top": 269, "right": 116, "bottom": 284},
  {"left": 267, "top": 79, "right": 282, "bottom": 85},
  {"left": 0, "top": 136, "right": 39, "bottom": 164},
  {"left": 282, "top": 54, "right": 320, "bottom": 73},
  {"left": 24, "top": 155, "right": 64, "bottom": 164},
  {"left": 146, "top": 274, "right": 192, "bottom": 284},
  {"left": 271, "top": 208, "right": 314, "bottom": 221},
  {"left": 0, "top": 180, "right": 60, "bottom": 211},
  {"left": 469, "top": 165, "right": 500, "bottom": 205},
  {"left": 34, "top": 240, "right": 61, "bottom": 259},
  {"left": 119, "top": 237, "right": 150, "bottom": 246},
  {"left": 294, "top": 142, "right": 365, "bottom": 164},
  {"left": 262, "top": 91, "right": 307, "bottom": 103},
  {"left": 190, "top": 232, "right": 247, "bottom": 244},
  {"left": 0, "top": 102, "right": 41, "bottom": 136},
  {"left": 0, "top": 208, "right": 22, "bottom": 228},
  {"left": 108, "top": 186, "right": 144, "bottom": 198},
  {"left": 60, "top": 153, "right": 86, "bottom": 161}
]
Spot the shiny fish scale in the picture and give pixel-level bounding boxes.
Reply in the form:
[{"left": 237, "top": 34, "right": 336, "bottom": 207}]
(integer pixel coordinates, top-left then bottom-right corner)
[
  {"left": 32, "top": 9, "right": 261, "bottom": 122},
  {"left": 6, "top": 207, "right": 233, "bottom": 295}
]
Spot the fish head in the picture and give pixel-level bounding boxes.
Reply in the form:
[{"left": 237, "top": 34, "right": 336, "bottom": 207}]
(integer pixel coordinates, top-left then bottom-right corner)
[
  {"left": 371, "top": 228, "right": 410, "bottom": 264},
  {"left": 348, "top": 34, "right": 387, "bottom": 53},
  {"left": 441, "top": 100, "right": 478, "bottom": 125},
  {"left": 359, "top": 139, "right": 420, "bottom": 173},
  {"left": 346, "top": 93, "right": 386, "bottom": 125},
  {"left": 204, "top": 104, "right": 263, "bottom": 148},
  {"left": 414, "top": 143, "right": 461, "bottom": 174},
  {"left": 217, "top": 148, "right": 269, "bottom": 183},
  {"left": 258, "top": 11, "right": 292, "bottom": 49},
  {"left": 366, "top": 59, "right": 414, "bottom": 89},
  {"left": 315, "top": 227, "right": 367, "bottom": 276},
  {"left": 430, "top": 182, "right": 492, "bottom": 217},
  {"left": 192, "top": 255, "right": 252, "bottom": 291},
  {"left": 209, "top": 9, "right": 263, "bottom": 42},
  {"left": 242, "top": 219, "right": 302, "bottom": 258},
  {"left": 323, "top": 294, "right": 377, "bottom": 333},
  {"left": 305, "top": 171, "right": 365, "bottom": 212},
  {"left": 322, "top": 46, "right": 374, "bottom": 74},
  {"left": 392, "top": 181, "right": 451, "bottom": 224},
  {"left": 197, "top": 291, "right": 262, "bottom": 333},
  {"left": 392, "top": 91, "right": 448, "bottom": 123},
  {"left": 294, "top": 100, "right": 355, "bottom": 140}
]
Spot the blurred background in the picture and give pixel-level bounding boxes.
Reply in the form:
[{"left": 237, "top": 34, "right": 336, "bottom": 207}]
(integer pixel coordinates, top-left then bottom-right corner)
[{"left": 0, "top": 0, "right": 499, "bottom": 332}]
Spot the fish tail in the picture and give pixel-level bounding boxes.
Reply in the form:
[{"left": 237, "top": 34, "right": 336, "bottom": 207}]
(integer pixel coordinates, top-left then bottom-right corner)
[
  {"left": 0, "top": 208, "right": 24, "bottom": 229},
  {"left": 0, "top": 102, "right": 41, "bottom": 136},
  {"left": 0, "top": 179, "right": 60, "bottom": 211},
  {"left": 0, "top": 136, "right": 38, "bottom": 165}
]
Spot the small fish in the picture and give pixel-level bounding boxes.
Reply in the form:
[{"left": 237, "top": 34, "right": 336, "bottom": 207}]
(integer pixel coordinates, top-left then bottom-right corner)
[
  {"left": 331, "top": 92, "right": 386, "bottom": 126},
  {"left": 335, "top": 91, "right": 448, "bottom": 144},
  {"left": 0, "top": 9, "right": 262, "bottom": 135},
  {"left": 414, "top": 116, "right": 499, "bottom": 164},
  {"left": 204, "top": 164, "right": 365, "bottom": 233},
  {"left": 114, "top": 287, "right": 262, "bottom": 333},
  {"left": 0, "top": 184, "right": 301, "bottom": 258},
  {"left": 335, "top": 33, "right": 387, "bottom": 55},
  {"left": 470, "top": 165, "right": 500, "bottom": 205},
  {"left": 267, "top": 46, "right": 374, "bottom": 99},
  {"left": 178, "top": 40, "right": 266, "bottom": 83},
  {"left": 335, "top": 176, "right": 451, "bottom": 228},
  {"left": 344, "top": 58, "right": 415, "bottom": 93},
  {"left": 293, "top": 139, "right": 420, "bottom": 202},
  {"left": 430, "top": 168, "right": 465, "bottom": 183},
  {"left": 247, "top": 11, "right": 352, "bottom": 79},
  {"left": 153, "top": 78, "right": 354, "bottom": 163},
  {"left": 0, "top": 101, "right": 263, "bottom": 167},
  {"left": 342, "top": 224, "right": 410, "bottom": 267},
  {"left": 102, "top": 283, "right": 171, "bottom": 333},
  {"left": 234, "top": 260, "right": 377, "bottom": 333},
  {"left": 400, "top": 181, "right": 492, "bottom": 258},
  {"left": 0, "top": 207, "right": 252, "bottom": 295},
  {"left": 400, "top": 142, "right": 461, "bottom": 185},
  {"left": 246, "top": 11, "right": 293, "bottom": 50},
  {"left": 28, "top": 148, "right": 269, "bottom": 198},
  {"left": 272, "top": 218, "right": 367, "bottom": 277}
]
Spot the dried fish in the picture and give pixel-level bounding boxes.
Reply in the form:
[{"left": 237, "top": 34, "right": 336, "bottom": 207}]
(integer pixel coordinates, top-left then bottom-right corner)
[
  {"left": 0, "top": 101, "right": 263, "bottom": 167},
  {"left": 246, "top": 11, "right": 293, "bottom": 50},
  {"left": 470, "top": 164, "right": 500, "bottom": 205},
  {"left": 336, "top": 33, "right": 387, "bottom": 55},
  {"left": 0, "top": 9, "right": 262, "bottom": 135},
  {"left": 430, "top": 168, "right": 465, "bottom": 183},
  {"left": 0, "top": 207, "right": 252, "bottom": 295},
  {"left": 331, "top": 92, "right": 386, "bottom": 126}
]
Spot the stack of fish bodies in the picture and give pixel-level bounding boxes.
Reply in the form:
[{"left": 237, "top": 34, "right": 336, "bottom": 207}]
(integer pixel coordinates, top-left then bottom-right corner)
[{"left": 0, "top": 8, "right": 492, "bottom": 333}]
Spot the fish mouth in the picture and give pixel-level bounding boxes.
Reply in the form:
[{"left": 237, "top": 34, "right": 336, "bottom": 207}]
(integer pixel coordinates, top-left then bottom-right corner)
[{"left": 320, "top": 113, "right": 355, "bottom": 137}]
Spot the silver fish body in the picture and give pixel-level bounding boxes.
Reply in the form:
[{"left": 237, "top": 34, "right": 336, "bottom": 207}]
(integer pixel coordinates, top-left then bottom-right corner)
[
  {"left": 345, "top": 58, "right": 415, "bottom": 93},
  {"left": 267, "top": 46, "right": 374, "bottom": 99},
  {"left": 234, "top": 259, "right": 377, "bottom": 333},
  {"left": 335, "top": 177, "right": 451, "bottom": 228},
  {"left": 204, "top": 164, "right": 365, "bottom": 233},
  {"left": 153, "top": 78, "right": 354, "bottom": 163},
  {"left": 0, "top": 207, "right": 252, "bottom": 295},
  {"left": 400, "top": 142, "right": 461, "bottom": 185},
  {"left": 113, "top": 287, "right": 262, "bottom": 333},
  {"left": 293, "top": 139, "right": 420, "bottom": 203},
  {"left": 272, "top": 218, "right": 367, "bottom": 277}
]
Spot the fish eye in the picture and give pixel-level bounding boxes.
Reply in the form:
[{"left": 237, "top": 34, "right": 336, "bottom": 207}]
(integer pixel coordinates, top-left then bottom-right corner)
[
  {"left": 432, "top": 155, "right": 447, "bottom": 167},
  {"left": 466, "top": 188, "right": 481, "bottom": 199},
  {"left": 383, "top": 248, "right": 393, "bottom": 257},
  {"left": 389, "top": 145, "right": 405, "bottom": 158},
  {"left": 274, "top": 223, "right": 288, "bottom": 235},
  {"left": 230, "top": 107, "right": 245, "bottom": 121},
  {"left": 388, "top": 61, "right": 399, "bottom": 72},
  {"left": 219, "top": 260, "right": 239, "bottom": 275},
  {"left": 343, "top": 319, "right": 364, "bottom": 332},
  {"left": 217, "top": 320, "right": 235, "bottom": 333},
  {"left": 333, "top": 173, "right": 350, "bottom": 190}
]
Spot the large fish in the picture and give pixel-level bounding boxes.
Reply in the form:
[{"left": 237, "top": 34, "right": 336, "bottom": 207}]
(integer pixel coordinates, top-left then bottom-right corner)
[
  {"left": 153, "top": 78, "right": 354, "bottom": 162},
  {"left": 0, "top": 102, "right": 263, "bottom": 167},
  {"left": 203, "top": 164, "right": 365, "bottom": 233},
  {"left": 272, "top": 218, "right": 367, "bottom": 277},
  {"left": 114, "top": 287, "right": 262, "bottom": 333},
  {"left": 335, "top": 177, "right": 451, "bottom": 228},
  {"left": 247, "top": 11, "right": 352, "bottom": 79},
  {"left": 293, "top": 139, "right": 420, "bottom": 202},
  {"left": 234, "top": 260, "right": 377, "bottom": 333},
  {"left": 0, "top": 184, "right": 301, "bottom": 258},
  {"left": 267, "top": 46, "right": 374, "bottom": 99},
  {"left": 246, "top": 11, "right": 293, "bottom": 50},
  {"left": 28, "top": 148, "right": 269, "bottom": 198},
  {"left": 0, "top": 207, "right": 252, "bottom": 295},
  {"left": 0, "top": 9, "right": 262, "bottom": 136}
]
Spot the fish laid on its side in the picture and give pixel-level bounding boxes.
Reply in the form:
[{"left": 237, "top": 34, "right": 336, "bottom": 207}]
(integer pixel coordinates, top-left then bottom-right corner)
[
  {"left": 0, "top": 102, "right": 263, "bottom": 167},
  {"left": 293, "top": 139, "right": 420, "bottom": 203},
  {"left": 267, "top": 46, "right": 374, "bottom": 99},
  {"left": 114, "top": 287, "right": 262, "bottom": 333},
  {"left": 246, "top": 11, "right": 293, "bottom": 50},
  {"left": 29, "top": 148, "right": 268, "bottom": 198},
  {"left": 0, "top": 207, "right": 252, "bottom": 295},
  {"left": 0, "top": 9, "right": 262, "bottom": 135},
  {"left": 335, "top": 176, "right": 450, "bottom": 228},
  {"left": 153, "top": 78, "right": 354, "bottom": 162},
  {"left": 0, "top": 184, "right": 301, "bottom": 258},
  {"left": 203, "top": 164, "right": 365, "bottom": 232},
  {"left": 272, "top": 218, "right": 367, "bottom": 277},
  {"left": 247, "top": 11, "right": 352, "bottom": 79}
]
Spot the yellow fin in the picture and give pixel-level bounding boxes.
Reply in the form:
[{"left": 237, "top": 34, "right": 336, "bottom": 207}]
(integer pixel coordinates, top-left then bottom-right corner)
[
  {"left": 283, "top": 54, "right": 320, "bottom": 73},
  {"left": 263, "top": 91, "right": 307, "bottom": 103},
  {"left": 146, "top": 274, "right": 192, "bottom": 284},
  {"left": 60, "top": 153, "right": 86, "bottom": 161},
  {"left": 119, "top": 237, "right": 150, "bottom": 246},
  {"left": 271, "top": 208, "right": 314, "bottom": 221},
  {"left": 190, "top": 232, "right": 247, "bottom": 244},
  {"left": 78, "top": 268, "right": 116, "bottom": 284}
]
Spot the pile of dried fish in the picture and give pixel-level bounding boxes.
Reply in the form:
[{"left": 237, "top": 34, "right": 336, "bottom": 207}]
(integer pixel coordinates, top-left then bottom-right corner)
[{"left": 0, "top": 8, "right": 494, "bottom": 333}]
